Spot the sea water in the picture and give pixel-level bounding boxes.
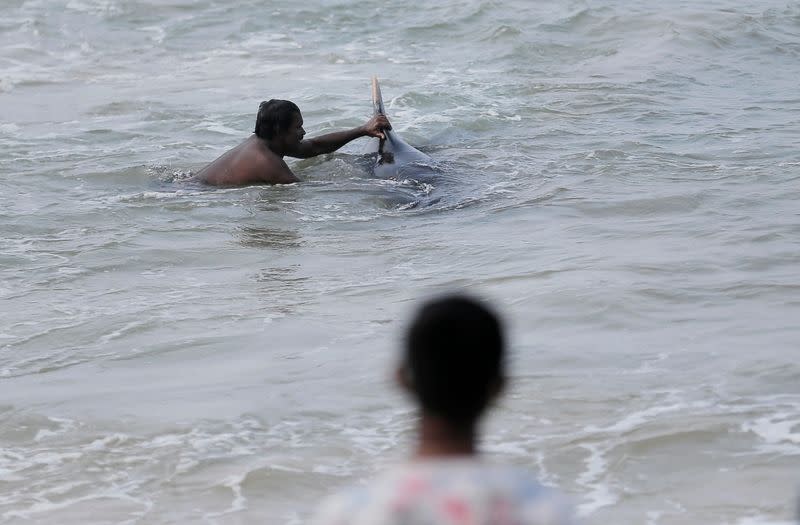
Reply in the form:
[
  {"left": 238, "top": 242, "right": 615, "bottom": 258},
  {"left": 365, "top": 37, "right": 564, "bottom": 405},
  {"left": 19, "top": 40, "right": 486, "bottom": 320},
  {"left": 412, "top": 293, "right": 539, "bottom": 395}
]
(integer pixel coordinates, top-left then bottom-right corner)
[{"left": 1, "top": 0, "right": 799, "bottom": 523}]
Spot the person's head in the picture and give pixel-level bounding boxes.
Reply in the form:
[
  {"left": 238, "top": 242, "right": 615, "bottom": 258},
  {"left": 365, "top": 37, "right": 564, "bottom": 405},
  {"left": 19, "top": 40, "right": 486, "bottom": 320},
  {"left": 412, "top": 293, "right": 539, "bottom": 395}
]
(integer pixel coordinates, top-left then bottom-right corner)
[
  {"left": 254, "top": 99, "right": 304, "bottom": 144},
  {"left": 400, "top": 294, "right": 506, "bottom": 427}
]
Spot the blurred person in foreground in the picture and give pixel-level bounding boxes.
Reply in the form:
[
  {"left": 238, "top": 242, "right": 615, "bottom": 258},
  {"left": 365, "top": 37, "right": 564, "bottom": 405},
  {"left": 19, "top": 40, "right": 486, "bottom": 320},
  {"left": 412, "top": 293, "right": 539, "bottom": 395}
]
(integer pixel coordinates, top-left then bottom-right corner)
[
  {"left": 193, "top": 99, "right": 390, "bottom": 187},
  {"left": 310, "top": 294, "right": 576, "bottom": 525}
]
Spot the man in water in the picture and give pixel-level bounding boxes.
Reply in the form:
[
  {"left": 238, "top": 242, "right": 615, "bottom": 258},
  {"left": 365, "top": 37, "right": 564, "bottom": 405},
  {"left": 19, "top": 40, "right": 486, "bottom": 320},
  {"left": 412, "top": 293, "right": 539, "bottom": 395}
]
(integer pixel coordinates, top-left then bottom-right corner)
[
  {"left": 195, "top": 99, "right": 390, "bottom": 186},
  {"left": 310, "top": 295, "right": 576, "bottom": 525}
]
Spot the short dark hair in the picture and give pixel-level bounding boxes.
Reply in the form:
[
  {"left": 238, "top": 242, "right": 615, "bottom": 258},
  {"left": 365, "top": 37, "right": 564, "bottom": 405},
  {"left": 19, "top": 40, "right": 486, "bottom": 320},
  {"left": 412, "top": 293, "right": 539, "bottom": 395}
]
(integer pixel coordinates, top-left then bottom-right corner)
[
  {"left": 405, "top": 295, "right": 505, "bottom": 424},
  {"left": 254, "top": 99, "right": 300, "bottom": 139}
]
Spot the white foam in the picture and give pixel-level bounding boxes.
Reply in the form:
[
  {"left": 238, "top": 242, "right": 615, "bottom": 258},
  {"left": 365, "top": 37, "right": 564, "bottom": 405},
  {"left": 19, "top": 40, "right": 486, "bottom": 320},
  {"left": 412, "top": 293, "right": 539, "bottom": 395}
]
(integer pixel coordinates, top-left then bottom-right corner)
[
  {"left": 97, "top": 320, "right": 146, "bottom": 345},
  {"left": 0, "top": 123, "right": 20, "bottom": 135},
  {"left": 105, "top": 190, "right": 205, "bottom": 203},
  {"left": 204, "top": 472, "right": 249, "bottom": 518},
  {"left": 483, "top": 440, "right": 529, "bottom": 456},
  {"left": 263, "top": 312, "right": 287, "bottom": 324},
  {"left": 268, "top": 463, "right": 304, "bottom": 473},
  {"left": 65, "top": 0, "right": 121, "bottom": 15},
  {"left": 583, "top": 400, "right": 711, "bottom": 436},
  {"left": 646, "top": 510, "right": 665, "bottom": 525},
  {"left": 56, "top": 266, "right": 84, "bottom": 275},
  {"left": 238, "top": 33, "right": 301, "bottom": 51},
  {"left": 85, "top": 433, "right": 129, "bottom": 452},
  {"left": 728, "top": 517, "right": 796, "bottom": 525},
  {"left": 194, "top": 122, "right": 241, "bottom": 135},
  {"left": 34, "top": 417, "right": 77, "bottom": 442},
  {"left": 741, "top": 411, "right": 800, "bottom": 455},
  {"left": 175, "top": 457, "right": 199, "bottom": 474},
  {"left": 0, "top": 466, "right": 24, "bottom": 482},
  {"left": 139, "top": 25, "right": 165, "bottom": 44},
  {"left": 576, "top": 443, "right": 618, "bottom": 516},
  {"left": 2, "top": 488, "right": 147, "bottom": 521},
  {"left": 147, "top": 434, "right": 184, "bottom": 448},
  {"left": 29, "top": 451, "right": 82, "bottom": 466},
  {"left": 396, "top": 201, "right": 420, "bottom": 211},
  {"left": 486, "top": 179, "right": 519, "bottom": 195}
]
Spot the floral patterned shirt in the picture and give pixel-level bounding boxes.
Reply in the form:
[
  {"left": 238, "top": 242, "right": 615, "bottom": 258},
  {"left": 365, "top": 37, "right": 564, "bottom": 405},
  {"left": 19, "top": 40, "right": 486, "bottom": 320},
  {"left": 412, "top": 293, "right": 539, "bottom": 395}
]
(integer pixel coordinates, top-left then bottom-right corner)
[{"left": 310, "top": 459, "right": 575, "bottom": 525}]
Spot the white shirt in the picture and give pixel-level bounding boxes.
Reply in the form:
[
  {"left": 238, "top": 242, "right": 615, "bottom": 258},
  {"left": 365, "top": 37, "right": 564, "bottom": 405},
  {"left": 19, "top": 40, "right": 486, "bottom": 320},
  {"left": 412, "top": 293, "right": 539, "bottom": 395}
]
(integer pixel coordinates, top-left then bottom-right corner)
[{"left": 310, "top": 459, "right": 575, "bottom": 525}]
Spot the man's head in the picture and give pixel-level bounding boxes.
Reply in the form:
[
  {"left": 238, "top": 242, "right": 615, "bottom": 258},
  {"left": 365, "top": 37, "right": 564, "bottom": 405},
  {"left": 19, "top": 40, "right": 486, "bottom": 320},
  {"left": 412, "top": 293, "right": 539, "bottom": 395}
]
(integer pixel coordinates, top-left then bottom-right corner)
[
  {"left": 401, "top": 294, "right": 505, "bottom": 427},
  {"left": 254, "top": 99, "right": 305, "bottom": 143}
]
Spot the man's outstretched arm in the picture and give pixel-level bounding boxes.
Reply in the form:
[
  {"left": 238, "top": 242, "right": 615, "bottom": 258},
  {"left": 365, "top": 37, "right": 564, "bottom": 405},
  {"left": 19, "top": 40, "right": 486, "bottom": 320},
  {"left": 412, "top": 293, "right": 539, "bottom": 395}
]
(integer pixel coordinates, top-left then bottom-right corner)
[{"left": 288, "top": 115, "right": 391, "bottom": 159}]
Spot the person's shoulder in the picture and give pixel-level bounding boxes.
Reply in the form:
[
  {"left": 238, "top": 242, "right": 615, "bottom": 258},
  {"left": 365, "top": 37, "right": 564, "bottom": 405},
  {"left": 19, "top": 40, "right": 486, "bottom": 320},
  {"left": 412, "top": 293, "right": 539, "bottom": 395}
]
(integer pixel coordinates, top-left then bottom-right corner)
[
  {"left": 239, "top": 136, "right": 275, "bottom": 162},
  {"left": 309, "top": 485, "right": 368, "bottom": 525},
  {"left": 242, "top": 138, "right": 299, "bottom": 184},
  {"left": 493, "top": 465, "right": 577, "bottom": 525},
  {"left": 308, "top": 466, "right": 413, "bottom": 525},
  {"left": 449, "top": 462, "right": 575, "bottom": 525},
  {"left": 485, "top": 463, "right": 551, "bottom": 491},
  {"left": 309, "top": 474, "right": 404, "bottom": 525}
]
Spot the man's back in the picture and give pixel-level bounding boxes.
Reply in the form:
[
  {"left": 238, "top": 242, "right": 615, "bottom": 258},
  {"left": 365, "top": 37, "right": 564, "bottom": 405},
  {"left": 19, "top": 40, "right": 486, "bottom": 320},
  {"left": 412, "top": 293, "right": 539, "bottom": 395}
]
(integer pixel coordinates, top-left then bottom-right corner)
[
  {"left": 194, "top": 136, "right": 298, "bottom": 187},
  {"left": 311, "top": 459, "right": 573, "bottom": 525}
]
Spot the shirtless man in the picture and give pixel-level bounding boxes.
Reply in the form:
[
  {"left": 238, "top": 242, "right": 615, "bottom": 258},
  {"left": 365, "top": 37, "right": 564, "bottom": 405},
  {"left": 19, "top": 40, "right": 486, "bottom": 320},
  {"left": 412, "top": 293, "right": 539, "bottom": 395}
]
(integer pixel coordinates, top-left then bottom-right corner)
[{"left": 194, "top": 99, "right": 391, "bottom": 186}]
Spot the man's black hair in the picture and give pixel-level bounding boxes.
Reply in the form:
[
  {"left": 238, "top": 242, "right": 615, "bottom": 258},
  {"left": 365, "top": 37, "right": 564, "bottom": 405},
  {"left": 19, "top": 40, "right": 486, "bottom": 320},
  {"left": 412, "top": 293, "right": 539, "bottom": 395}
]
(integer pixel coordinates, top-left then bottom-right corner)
[
  {"left": 254, "top": 99, "right": 300, "bottom": 140},
  {"left": 405, "top": 295, "right": 505, "bottom": 425}
]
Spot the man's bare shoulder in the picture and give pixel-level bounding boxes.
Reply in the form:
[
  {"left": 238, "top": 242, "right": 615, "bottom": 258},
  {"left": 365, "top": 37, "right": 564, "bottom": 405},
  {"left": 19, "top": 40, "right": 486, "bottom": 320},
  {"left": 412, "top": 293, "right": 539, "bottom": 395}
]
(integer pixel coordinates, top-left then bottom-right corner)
[{"left": 250, "top": 141, "right": 299, "bottom": 184}]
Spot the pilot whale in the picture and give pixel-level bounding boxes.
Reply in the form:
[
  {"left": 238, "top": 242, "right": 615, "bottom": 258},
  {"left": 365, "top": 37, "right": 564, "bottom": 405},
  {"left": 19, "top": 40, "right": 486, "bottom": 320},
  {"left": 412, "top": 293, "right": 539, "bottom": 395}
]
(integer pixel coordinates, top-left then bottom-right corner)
[{"left": 368, "top": 77, "right": 435, "bottom": 180}]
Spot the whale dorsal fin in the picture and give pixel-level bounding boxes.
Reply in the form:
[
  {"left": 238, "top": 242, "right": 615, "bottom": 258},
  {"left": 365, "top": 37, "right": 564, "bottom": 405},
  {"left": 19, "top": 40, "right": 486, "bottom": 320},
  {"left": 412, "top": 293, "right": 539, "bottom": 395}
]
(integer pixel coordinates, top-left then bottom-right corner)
[
  {"left": 368, "top": 76, "right": 434, "bottom": 170},
  {"left": 372, "top": 76, "right": 385, "bottom": 116}
]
